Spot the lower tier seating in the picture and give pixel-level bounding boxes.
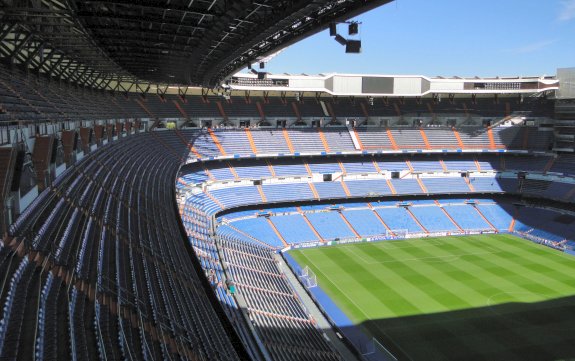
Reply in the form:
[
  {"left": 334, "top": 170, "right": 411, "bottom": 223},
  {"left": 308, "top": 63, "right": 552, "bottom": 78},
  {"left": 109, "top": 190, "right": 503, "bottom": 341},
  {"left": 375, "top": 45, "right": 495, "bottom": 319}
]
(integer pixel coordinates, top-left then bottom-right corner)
[
  {"left": 217, "top": 200, "right": 575, "bottom": 250},
  {"left": 181, "top": 198, "right": 342, "bottom": 360}
]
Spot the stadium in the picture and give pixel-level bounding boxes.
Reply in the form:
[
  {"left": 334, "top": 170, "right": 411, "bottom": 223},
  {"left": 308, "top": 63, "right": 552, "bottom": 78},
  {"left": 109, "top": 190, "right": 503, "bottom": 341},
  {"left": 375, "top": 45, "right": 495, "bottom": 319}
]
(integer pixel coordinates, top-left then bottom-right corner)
[{"left": 1, "top": 0, "right": 575, "bottom": 360}]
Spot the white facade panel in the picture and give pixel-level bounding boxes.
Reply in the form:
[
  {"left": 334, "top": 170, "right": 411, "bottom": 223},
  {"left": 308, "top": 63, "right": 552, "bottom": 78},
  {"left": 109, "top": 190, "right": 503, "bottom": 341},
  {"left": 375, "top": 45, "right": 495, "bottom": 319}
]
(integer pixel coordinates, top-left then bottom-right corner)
[
  {"left": 429, "top": 81, "right": 465, "bottom": 92},
  {"left": 288, "top": 78, "right": 325, "bottom": 89},
  {"left": 393, "top": 77, "right": 422, "bottom": 95},
  {"left": 558, "top": 68, "right": 575, "bottom": 99},
  {"left": 332, "top": 76, "right": 362, "bottom": 93}
]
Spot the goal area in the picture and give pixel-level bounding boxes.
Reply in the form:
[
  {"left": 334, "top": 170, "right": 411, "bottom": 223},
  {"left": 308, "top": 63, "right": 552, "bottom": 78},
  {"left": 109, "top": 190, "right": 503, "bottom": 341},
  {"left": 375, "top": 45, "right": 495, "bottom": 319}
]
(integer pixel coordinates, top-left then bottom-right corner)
[
  {"left": 299, "top": 266, "right": 317, "bottom": 289},
  {"left": 386, "top": 229, "right": 408, "bottom": 239}
]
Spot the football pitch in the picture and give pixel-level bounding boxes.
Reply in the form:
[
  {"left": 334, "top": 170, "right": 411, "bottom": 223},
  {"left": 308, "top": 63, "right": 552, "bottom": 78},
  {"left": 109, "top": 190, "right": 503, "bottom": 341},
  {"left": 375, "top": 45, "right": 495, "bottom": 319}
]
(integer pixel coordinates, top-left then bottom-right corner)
[{"left": 289, "top": 234, "right": 575, "bottom": 361}]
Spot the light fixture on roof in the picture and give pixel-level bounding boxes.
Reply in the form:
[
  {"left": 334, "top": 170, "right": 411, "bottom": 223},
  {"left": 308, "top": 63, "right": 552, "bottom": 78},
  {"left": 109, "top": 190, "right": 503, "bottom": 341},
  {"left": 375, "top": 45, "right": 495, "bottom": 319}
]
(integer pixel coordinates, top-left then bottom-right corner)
[
  {"left": 334, "top": 34, "right": 347, "bottom": 46},
  {"left": 330, "top": 21, "right": 362, "bottom": 53},
  {"left": 345, "top": 40, "right": 361, "bottom": 54},
  {"left": 348, "top": 22, "right": 359, "bottom": 35}
]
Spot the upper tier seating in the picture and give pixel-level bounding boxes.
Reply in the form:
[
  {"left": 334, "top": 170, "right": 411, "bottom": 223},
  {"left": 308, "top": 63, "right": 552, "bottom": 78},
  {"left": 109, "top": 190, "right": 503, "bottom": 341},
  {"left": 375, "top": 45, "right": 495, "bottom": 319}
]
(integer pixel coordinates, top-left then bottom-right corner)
[
  {"left": 192, "top": 172, "right": 563, "bottom": 214},
  {"left": 182, "top": 153, "right": 553, "bottom": 184},
  {"left": 1, "top": 131, "right": 241, "bottom": 361},
  {"left": 182, "top": 127, "right": 554, "bottom": 159}
]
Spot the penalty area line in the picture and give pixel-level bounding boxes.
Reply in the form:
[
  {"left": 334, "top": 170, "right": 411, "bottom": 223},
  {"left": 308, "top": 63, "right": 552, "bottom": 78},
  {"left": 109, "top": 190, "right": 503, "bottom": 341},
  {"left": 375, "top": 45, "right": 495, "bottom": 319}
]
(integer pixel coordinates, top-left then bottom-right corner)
[{"left": 348, "top": 248, "right": 503, "bottom": 265}]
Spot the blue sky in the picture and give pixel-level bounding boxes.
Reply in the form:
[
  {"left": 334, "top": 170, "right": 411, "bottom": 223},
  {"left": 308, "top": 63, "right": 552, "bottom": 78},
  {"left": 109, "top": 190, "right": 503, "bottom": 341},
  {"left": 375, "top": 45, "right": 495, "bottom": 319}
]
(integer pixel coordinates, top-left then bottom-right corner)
[{"left": 256, "top": 0, "right": 575, "bottom": 77}]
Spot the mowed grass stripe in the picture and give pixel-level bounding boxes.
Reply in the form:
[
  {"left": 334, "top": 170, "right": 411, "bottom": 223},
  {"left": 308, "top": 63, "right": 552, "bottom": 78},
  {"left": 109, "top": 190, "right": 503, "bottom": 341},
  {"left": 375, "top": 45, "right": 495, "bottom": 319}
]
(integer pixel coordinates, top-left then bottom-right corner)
[
  {"left": 406, "top": 238, "right": 510, "bottom": 299},
  {"left": 359, "top": 237, "right": 553, "bottom": 358},
  {"left": 304, "top": 247, "right": 424, "bottom": 358},
  {"left": 355, "top": 242, "right": 505, "bottom": 359},
  {"left": 433, "top": 237, "right": 557, "bottom": 296},
  {"left": 488, "top": 234, "right": 575, "bottom": 285},
  {"left": 430, "top": 237, "right": 541, "bottom": 292},
  {"left": 294, "top": 251, "right": 371, "bottom": 320},
  {"left": 295, "top": 249, "right": 398, "bottom": 321},
  {"left": 350, "top": 244, "right": 465, "bottom": 316},
  {"left": 357, "top": 243, "right": 478, "bottom": 312},
  {"left": 351, "top": 237, "right": 559, "bottom": 309},
  {"left": 408, "top": 237, "right": 561, "bottom": 358},
  {"left": 327, "top": 247, "right": 426, "bottom": 320},
  {"left": 289, "top": 235, "right": 575, "bottom": 360},
  {"left": 434, "top": 236, "right": 571, "bottom": 298},
  {"left": 351, "top": 239, "right": 495, "bottom": 262},
  {"left": 492, "top": 241, "right": 575, "bottom": 293},
  {"left": 474, "top": 234, "right": 575, "bottom": 273},
  {"left": 465, "top": 236, "right": 575, "bottom": 297},
  {"left": 317, "top": 245, "right": 466, "bottom": 360},
  {"left": 371, "top": 240, "right": 505, "bottom": 310}
]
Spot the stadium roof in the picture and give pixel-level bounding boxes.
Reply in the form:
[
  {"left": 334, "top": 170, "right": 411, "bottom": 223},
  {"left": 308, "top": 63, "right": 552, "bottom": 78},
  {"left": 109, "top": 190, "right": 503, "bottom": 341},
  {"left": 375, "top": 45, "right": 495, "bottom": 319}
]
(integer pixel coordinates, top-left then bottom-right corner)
[{"left": 0, "top": 0, "right": 392, "bottom": 88}]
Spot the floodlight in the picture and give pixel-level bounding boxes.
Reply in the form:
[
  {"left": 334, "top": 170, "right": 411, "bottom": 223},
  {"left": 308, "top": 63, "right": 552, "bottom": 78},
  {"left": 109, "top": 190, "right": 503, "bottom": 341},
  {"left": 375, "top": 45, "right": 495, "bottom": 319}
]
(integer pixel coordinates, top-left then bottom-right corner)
[
  {"left": 348, "top": 22, "right": 359, "bottom": 35},
  {"left": 345, "top": 40, "right": 361, "bottom": 53},
  {"left": 334, "top": 34, "right": 347, "bottom": 46}
]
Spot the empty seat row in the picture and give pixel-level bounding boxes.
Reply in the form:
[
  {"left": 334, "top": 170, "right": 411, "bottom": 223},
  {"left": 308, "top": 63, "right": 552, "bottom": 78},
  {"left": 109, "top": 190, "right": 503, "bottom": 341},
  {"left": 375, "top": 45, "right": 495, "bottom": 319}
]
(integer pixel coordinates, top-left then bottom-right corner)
[{"left": 1, "top": 131, "right": 242, "bottom": 361}]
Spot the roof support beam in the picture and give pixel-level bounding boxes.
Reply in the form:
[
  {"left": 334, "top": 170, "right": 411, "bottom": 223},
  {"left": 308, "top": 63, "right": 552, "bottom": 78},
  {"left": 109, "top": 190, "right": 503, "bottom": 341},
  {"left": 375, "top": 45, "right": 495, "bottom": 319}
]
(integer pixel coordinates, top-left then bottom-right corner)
[
  {"left": 157, "top": 84, "right": 169, "bottom": 97},
  {"left": 135, "top": 82, "right": 151, "bottom": 96},
  {"left": 47, "top": 54, "right": 65, "bottom": 75},
  {"left": 10, "top": 33, "right": 33, "bottom": 59},
  {"left": 0, "top": 24, "right": 16, "bottom": 43},
  {"left": 178, "top": 85, "right": 189, "bottom": 100},
  {"left": 24, "top": 42, "right": 44, "bottom": 67},
  {"left": 70, "top": 66, "right": 89, "bottom": 83},
  {"left": 80, "top": 0, "right": 222, "bottom": 17}
]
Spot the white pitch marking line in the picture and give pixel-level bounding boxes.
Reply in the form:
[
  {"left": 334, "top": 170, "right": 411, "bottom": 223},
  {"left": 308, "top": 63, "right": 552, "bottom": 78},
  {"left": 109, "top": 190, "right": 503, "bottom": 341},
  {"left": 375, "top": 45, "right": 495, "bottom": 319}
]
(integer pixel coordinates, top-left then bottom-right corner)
[{"left": 346, "top": 246, "right": 503, "bottom": 265}]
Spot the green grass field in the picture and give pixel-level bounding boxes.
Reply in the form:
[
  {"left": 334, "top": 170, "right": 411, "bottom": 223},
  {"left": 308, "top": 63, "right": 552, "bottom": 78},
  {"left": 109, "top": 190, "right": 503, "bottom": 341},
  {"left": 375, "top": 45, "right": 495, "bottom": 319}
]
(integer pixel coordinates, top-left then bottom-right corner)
[{"left": 289, "top": 234, "right": 575, "bottom": 361}]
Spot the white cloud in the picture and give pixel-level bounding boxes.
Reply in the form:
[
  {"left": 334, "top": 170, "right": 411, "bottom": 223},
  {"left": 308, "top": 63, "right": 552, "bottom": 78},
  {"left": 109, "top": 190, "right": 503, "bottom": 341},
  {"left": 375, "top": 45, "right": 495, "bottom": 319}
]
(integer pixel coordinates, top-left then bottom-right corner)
[
  {"left": 558, "top": 0, "right": 575, "bottom": 21},
  {"left": 507, "top": 39, "right": 557, "bottom": 54}
]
